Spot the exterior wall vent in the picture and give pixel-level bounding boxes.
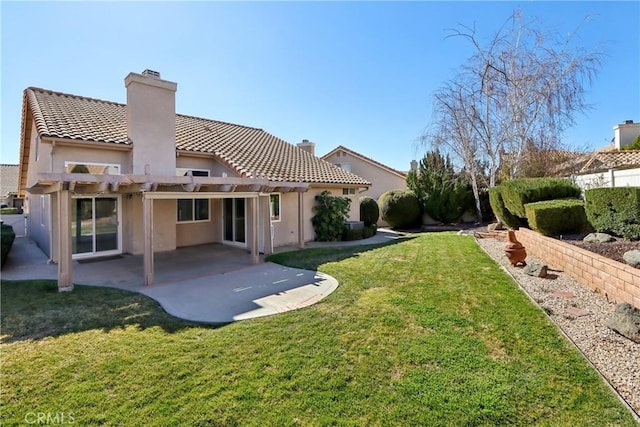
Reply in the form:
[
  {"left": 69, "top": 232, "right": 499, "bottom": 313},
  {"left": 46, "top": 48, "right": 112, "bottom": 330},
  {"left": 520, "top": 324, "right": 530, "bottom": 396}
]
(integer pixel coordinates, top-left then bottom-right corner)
[{"left": 142, "top": 69, "right": 161, "bottom": 79}]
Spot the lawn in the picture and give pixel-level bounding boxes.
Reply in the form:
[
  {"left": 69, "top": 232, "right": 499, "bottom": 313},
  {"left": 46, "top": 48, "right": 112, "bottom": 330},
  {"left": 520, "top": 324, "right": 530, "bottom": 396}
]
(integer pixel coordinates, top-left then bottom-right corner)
[{"left": 1, "top": 233, "right": 635, "bottom": 426}]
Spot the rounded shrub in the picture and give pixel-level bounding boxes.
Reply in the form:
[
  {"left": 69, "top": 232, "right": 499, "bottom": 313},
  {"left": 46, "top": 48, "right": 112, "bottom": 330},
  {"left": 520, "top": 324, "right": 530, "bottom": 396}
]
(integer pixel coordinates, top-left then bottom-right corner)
[
  {"left": 359, "top": 196, "right": 380, "bottom": 226},
  {"left": 378, "top": 190, "right": 421, "bottom": 229}
]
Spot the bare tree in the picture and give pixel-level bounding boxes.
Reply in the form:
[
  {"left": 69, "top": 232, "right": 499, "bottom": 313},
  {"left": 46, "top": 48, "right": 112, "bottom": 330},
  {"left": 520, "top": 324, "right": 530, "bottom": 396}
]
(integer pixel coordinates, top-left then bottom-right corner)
[
  {"left": 426, "top": 9, "right": 604, "bottom": 190},
  {"left": 429, "top": 80, "right": 485, "bottom": 221}
]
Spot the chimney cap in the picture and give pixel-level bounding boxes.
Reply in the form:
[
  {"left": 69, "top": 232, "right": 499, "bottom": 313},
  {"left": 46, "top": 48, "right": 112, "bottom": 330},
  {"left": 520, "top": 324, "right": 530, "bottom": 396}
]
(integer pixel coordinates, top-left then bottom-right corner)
[
  {"left": 142, "top": 69, "right": 161, "bottom": 79},
  {"left": 301, "top": 139, "right": 310, "bottom": 143},
  {"left": 624, "top": 119, "right": 634, "bottom": 124}
]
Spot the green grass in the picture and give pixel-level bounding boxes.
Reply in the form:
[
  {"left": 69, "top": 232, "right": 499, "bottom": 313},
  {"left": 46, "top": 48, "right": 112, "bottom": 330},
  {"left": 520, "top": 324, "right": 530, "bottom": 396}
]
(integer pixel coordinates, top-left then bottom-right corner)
[{"left": 1, "top": 233, "right": 635, "bottom": 426}]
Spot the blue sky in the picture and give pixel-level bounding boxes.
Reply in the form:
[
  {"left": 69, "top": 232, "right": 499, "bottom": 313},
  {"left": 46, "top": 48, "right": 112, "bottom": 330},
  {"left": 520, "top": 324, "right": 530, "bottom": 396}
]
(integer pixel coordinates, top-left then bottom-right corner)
[{"left": 1, "top": 1, "right": 638, "bottom": 172}]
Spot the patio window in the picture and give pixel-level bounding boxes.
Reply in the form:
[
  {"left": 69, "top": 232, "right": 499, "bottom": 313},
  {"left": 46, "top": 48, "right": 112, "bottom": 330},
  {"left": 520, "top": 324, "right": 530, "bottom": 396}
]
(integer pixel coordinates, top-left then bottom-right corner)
[
  {"left": 177, "top": 199, "right": 209, "bottom": 222},
  {"left": 270, "top": 194, "right": 281, "bottom": 222},
  {"left": 177, "top": 168, "right": 210, "bottom": 223}
]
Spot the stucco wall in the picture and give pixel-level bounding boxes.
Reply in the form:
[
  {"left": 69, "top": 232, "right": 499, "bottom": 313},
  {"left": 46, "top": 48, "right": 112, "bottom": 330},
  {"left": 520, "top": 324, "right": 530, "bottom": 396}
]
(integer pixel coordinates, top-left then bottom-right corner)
[{"left": 323, "top": 151, "right": 407, "bottom": 201}]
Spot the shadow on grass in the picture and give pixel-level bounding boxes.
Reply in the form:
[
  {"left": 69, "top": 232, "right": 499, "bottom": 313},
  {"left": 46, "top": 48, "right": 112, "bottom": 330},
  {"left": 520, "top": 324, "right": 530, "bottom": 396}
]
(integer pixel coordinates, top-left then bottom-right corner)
[
  {"left": 266, "top": 236, "right": 415, "bottom": 271},
  {"left": 1, "top": 280, "right": 218, "bottom": 344}
]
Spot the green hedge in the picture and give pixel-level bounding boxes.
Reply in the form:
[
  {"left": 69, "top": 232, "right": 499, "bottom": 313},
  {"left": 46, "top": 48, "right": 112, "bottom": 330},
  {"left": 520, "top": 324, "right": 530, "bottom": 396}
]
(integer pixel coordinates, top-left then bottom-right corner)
[
  {"left": 500, "top": 178, "right": 581, "bottom": 219},
  {"left": 1, "top": 223, "right": 16, "bottom": 268},
  {"left": 584, "top": 187, "right": 640, "bottom": 240},
  {"left": 524, "top": 199, "right": 589, "bottom": 236},
  {"left": 0, "top": 207, "right": 19, "bottom": 215},
  {"left": 378, "top": 190, "right": 421, "bottom": 229},
  {"left": 488, "top": 187, "right": 524, "bottom": 228},
  {"left": 359, "top": 196, "right": 380, "bottom": 226}
]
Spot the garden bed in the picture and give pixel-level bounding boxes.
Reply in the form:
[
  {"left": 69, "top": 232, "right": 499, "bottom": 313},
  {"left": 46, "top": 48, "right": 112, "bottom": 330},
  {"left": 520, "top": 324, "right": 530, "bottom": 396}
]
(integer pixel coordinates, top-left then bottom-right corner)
[{"left": 558, "top": 234, "right": 639, "bottom": 265}]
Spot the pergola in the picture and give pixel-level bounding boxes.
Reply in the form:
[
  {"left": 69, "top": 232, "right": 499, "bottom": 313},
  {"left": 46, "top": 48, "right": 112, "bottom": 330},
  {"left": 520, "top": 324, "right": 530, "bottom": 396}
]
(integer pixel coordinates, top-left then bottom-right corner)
[{"left": 27, "top": 172, "right": 309, "bottom": 291}]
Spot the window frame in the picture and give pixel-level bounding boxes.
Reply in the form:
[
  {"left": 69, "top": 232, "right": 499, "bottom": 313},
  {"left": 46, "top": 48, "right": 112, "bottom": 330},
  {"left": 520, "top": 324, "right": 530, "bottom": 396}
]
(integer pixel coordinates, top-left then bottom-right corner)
[
  {"left": 176, "top": 168, "right": 211, "bottom": 223},
  {"left": 342, "top": 188, "right": 356, "bottom": 195},
  {"left": 269, "top": 193, "right": 281, "bottom": 222},
  {"left": 64, "top": 161, "right": 121, "bottom": 175}
]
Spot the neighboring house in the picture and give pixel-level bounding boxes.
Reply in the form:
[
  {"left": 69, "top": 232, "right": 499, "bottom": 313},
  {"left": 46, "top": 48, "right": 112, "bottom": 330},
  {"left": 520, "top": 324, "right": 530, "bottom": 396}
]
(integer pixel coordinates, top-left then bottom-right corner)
[
  {"left": 321, "top": 146, "right": 407, "bottom": 201},
  {"left": 18, "top": 70, "right": 370, "bottom": 289},
  {"left": 556, "top": 120, "right": 640, "bottom": 189},
  {"left": 0, "top": 164, "right": 23, "bottom": 210},
  {"left": 321, "top": 146, "right": 407, "bottom": 226}
]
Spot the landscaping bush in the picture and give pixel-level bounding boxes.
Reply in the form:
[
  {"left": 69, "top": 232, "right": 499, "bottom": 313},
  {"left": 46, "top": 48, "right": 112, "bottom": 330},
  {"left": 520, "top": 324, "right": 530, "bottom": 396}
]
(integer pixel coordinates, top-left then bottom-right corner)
[
  {"left": 500, "top": 177, "right": 581, "bottom": 219},
  {"left": 378, "top": 190, "right": 421, "bottom": 229},
  {"left": 1, "top": 223, "right": 16, "bottom": 268},
  {"left": 362, "top": 224, "right": 377, "bottom": 239},
  {"left": 488, "top": 187, "right": 524, "bottom": 228},
  {"left": 524, "top": 199, "right": 589, "bottom": 236},
  {"left": 359, "top": 196, "right": 380, "bottom": 226},
  {"left": 585, "top": 187, "right": 640, "bottom": 240},
  {"left": 312, "top": 191, "right": 351, "bottom": 241},
  {"left": 0, "top": 207, "right": 19, "bottom": 215}
]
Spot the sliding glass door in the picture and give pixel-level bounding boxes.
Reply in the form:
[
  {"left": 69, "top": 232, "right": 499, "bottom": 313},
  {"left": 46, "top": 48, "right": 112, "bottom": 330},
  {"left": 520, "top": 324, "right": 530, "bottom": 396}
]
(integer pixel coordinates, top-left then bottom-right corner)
[
  {"left": 71, "top": 196, "right": 121, "bottom": 258},
  {"left": 223, "top": 198, "right": 246, "bottom": 246}
]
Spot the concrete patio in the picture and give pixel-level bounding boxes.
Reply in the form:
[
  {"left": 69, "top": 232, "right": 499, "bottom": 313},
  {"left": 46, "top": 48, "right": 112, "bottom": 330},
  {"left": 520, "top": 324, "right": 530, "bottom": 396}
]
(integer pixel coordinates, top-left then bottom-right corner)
[{"left": 1, "top": 229, "right": 407, "bottom": 323}]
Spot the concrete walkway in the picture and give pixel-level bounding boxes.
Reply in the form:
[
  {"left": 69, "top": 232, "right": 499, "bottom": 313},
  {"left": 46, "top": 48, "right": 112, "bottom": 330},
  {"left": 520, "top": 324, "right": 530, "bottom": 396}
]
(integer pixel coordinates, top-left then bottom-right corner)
[{"left": 1, "top": 229, "right": 407, "bottom": 323}]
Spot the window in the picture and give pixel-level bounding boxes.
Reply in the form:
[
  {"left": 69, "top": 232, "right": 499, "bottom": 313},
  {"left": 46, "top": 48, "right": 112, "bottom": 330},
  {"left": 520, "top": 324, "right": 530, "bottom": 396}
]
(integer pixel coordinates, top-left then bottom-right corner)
[
  {"left": 176, "top": 168, "right": 211, "bottom": 223},
  {"left": 342, "top": 188, "right": 356, "bottom": 195},
  {"left": 65, "top": 161, "right": 120, "bottom": 175},
  {"left": 334, "top": 163, "right": 351, "bottom": 172},
  {"left": 176, "top": 168, "right": 209, "bottom": 177},
  {"left": 269, "top": 194, "right": 281, "bottom": 222},
  {"left": 177, "top": 199, "right": 209, "bottom": 222}
]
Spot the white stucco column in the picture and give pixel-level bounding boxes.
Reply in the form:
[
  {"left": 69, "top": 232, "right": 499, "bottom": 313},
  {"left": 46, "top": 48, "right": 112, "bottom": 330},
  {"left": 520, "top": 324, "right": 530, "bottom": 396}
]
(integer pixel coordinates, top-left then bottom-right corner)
[
  {"left": 57, "top": 189, "right": 73, "bottom": 292},
  {"left": 249, "top": 197, "right": 259, "bottom": 264},
  {"left": 142, "top": 194, "right": 154, "bottom": 286},
  {"left": 259, "top": 195, "right": 273, "bottom": 255},
  {"left": 298, "top": 191, "right": 305, "bottom": 249}
]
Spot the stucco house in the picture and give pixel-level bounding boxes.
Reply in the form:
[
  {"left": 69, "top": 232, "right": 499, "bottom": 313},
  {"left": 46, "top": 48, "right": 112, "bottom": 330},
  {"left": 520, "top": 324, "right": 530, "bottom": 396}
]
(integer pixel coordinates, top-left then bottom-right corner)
[
  {"left": 321, "top": 146, "right": 407, "bottom": 226},
  {"left": 1, "top": 164, "right": 23, "bottom": 210},
  {"left": 554, "top": 120, "right": 640, "bottom": 189},
  {"left": 18, "top": 70, "right": 370, "bottom": 290},
  {"left": 321, "top": 145, "right": 407, "bottom": 201}
]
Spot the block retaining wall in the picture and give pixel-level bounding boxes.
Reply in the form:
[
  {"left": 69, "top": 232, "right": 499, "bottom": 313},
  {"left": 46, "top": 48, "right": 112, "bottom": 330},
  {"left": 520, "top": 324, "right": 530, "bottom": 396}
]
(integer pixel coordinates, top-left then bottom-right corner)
[{"left": 514, "top": 228, "right": 640, "bottom": 308}]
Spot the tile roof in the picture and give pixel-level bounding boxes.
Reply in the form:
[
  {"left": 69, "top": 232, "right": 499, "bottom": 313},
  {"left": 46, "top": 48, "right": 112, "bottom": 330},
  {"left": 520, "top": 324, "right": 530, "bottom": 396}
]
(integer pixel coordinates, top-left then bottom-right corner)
[
  {"left": 321, "top": 145, "right": 408, "bottom": 178},
  {"left": 580, "top": 150, "right": 640, "bottom": 173},
  {"left": 0, "top": 164, "right": 19, "bottom": 197},
  {"left": 23, "top": 88, "right": 370, "bottom": 186}
]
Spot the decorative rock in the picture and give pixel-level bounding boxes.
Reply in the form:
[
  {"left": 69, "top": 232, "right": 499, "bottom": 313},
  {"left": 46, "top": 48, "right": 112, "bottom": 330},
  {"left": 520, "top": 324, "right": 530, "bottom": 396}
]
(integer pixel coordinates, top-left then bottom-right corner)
[
  {"left": 583, "top": 232, "right": 615, "bottom": 243},
  {"left": 552, "top": 290, "right": 575, "bottom": 299},
  {"left": 606, "top": 302, "right": 640, "bottom": 343},
  {"left": 488, "top": 222, "right": 504, "bottom": 231},
  {"left": 564, "top": 307, "right": 592, "bottom": 317},
  {"left": 622, "top": 250, "right": 640, "bottom": 268},
  {"left": 524, "top": 262, "right": 548, "bottom": 278}
]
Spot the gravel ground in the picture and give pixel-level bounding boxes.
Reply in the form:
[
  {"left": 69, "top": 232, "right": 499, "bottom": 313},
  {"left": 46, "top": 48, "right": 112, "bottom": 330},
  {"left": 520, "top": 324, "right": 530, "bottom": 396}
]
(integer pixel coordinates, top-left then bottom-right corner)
[{"left": 473, "top": 233, "right": 640, "bottom": 418}]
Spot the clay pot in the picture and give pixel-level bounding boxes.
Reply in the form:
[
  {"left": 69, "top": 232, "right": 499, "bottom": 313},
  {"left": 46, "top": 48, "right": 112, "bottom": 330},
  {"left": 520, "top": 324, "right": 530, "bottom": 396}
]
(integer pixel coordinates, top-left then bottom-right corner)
[{"left": 504, "top": 230, "right": 527, "bottom": 267}]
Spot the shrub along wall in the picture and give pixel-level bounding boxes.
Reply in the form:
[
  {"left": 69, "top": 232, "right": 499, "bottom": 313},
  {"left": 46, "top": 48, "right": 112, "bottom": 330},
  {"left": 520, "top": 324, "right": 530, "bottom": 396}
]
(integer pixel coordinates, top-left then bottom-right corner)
[
  {"left": 500, "top": 178, "right": 581, "bottom": 219},
  {"left": 515, "top": 228, "right": 640, "bottom": 308},
  {"left": 584, "top": 187, "right": 640, "bottom": 241},
  {"left": 524, "top": 199, "right": 588, "bottom": 236}
]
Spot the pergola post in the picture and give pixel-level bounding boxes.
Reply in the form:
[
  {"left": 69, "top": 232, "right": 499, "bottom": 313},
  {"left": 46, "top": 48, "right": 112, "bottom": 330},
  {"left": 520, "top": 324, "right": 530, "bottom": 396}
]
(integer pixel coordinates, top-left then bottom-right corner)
[
  {"left": 298, "top": 191, "right": 304, "bottom": 249},
  {"left": 250, "top": 197, "right": 259, "bottom": 264},
  {"left": 57, "top": 189, "right": 73, "bottom": 291},
  {"left": 259, "top": 194, "right": 273, "bottom": 255},
  {"left": 143, "top": 194, "right": 154, "bottom": 286}
]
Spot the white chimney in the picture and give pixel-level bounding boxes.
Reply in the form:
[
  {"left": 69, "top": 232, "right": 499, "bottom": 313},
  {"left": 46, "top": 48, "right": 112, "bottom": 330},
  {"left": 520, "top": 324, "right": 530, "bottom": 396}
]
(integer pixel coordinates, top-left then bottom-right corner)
[
  {"left": 125, "top": 70, "right": 177, "bottom": 175},
  {"left": 613, "top": 120, "right": 640, "bottom": 150},
  {"left": 297, "top": 139, "right": 315, "bottom": 156}
]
